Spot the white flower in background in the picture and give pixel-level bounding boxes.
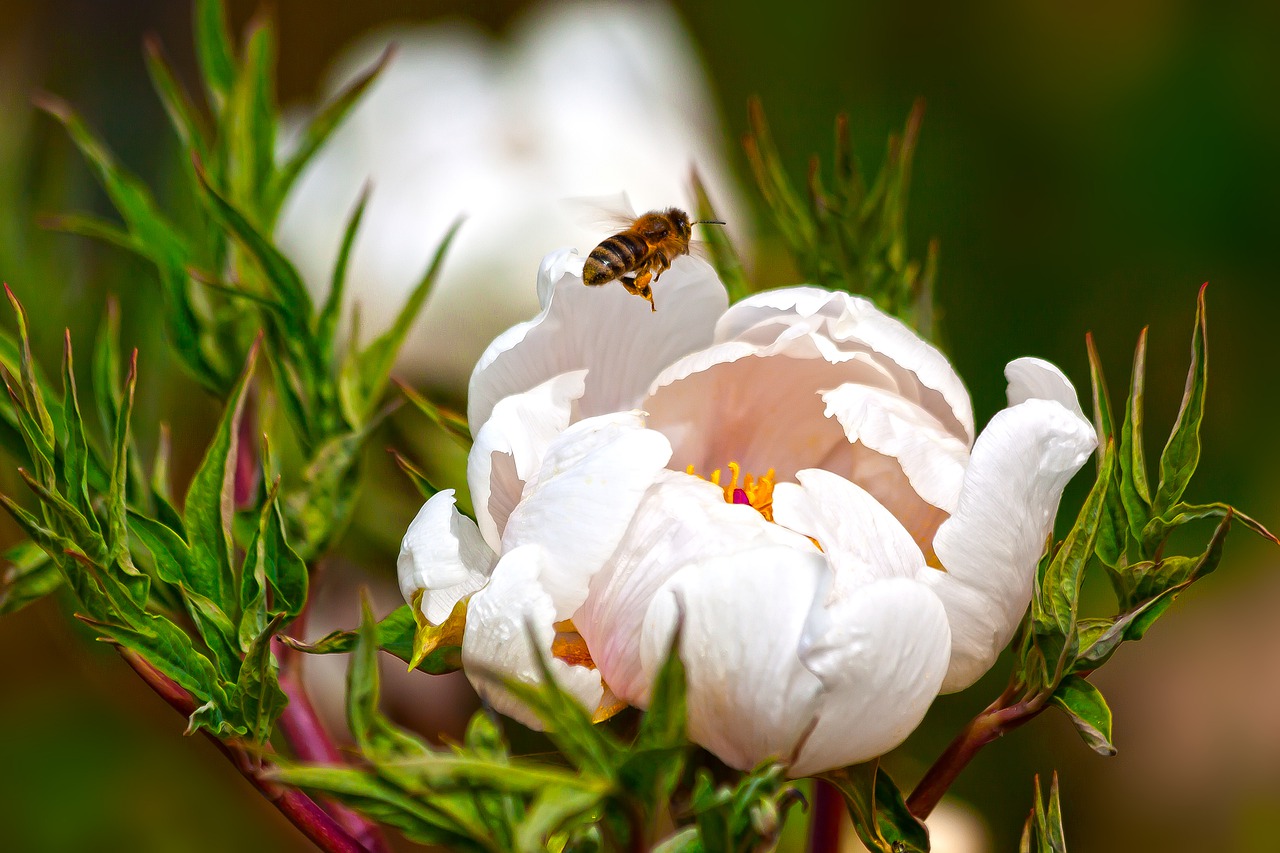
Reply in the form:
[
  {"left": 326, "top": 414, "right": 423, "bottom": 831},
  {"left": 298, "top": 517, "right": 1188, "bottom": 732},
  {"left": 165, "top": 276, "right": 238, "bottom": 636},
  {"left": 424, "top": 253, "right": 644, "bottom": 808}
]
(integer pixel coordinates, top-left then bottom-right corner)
[
  {"left": 398, "top": 251, "right": 1097, "bottom": 775},
  {"left": 276, "top": 0, "right": 745, "bottom": 391}
]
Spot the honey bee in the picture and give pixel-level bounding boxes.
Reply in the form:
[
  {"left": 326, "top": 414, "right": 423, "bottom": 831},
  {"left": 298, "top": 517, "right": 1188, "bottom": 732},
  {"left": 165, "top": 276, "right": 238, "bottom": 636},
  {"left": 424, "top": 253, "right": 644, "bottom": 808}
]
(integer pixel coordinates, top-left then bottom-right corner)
[{"left": 582, "top": 207, "right": 724, "bottom": 311}]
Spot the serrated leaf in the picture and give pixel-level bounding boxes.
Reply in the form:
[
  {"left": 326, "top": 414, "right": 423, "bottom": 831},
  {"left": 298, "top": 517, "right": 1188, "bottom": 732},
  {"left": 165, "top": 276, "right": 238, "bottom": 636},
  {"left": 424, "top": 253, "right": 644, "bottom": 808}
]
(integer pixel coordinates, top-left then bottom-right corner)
[
  {"left": 1049, "top": 675, "right": 1115, "bottom": 756},
  {"left": 1020, "top": 773, "right": 1067, "bottom": 853},
  {"left": 59, "top": 331, "right": 99, "bottom": 535},
  {"left": 823, "top": 762, "right": 929, "bottom": 853},
  {"left": 183, "top": 342, "right": 256, "bottom": 616},
  {"left": 236, "top": 613, "right": 286, "bottom": 742},
  {"left": 0, "top": 541, "right": 60, "bottom": 615},
  {"left": 267, "top": 47, "right": 393, "bottom": 221},
  {"left": 1154, "top": 286, "right": 1208, "bottom": 515},
  {"left": 1118, "top": 329, "right": 1152, "bottom": 543}
]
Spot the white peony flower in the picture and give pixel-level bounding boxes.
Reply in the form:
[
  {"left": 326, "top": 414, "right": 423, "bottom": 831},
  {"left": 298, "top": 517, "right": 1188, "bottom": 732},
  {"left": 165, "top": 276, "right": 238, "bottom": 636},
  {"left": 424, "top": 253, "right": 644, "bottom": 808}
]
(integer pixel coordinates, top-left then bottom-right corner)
[
  {"left": 398, "top": 250, "right": 1097, "bottom": 775},
  {"left": 276, "top": 1, "right": 745, "bottom": 390}
]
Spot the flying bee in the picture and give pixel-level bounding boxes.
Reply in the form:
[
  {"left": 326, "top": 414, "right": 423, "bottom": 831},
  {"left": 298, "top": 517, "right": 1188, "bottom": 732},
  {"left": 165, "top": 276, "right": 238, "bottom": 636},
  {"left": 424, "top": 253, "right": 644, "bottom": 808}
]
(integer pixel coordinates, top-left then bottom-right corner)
[{"left": 582, "top": 207, "right": 724, "bottom": 311}]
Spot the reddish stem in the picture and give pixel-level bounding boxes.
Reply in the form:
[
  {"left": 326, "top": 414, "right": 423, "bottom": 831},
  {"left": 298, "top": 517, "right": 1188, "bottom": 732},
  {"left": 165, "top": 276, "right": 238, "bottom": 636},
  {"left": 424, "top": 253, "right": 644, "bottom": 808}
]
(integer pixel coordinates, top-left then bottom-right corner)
[
  {"left": 906, "top": 690, "right": 1047, "bottom": 820},
  {"left": 275, "top": 641, "right": 391, "bottom": 853},
  {"left": 119, "top": 648, "right": 371, "bottom": 853},
  {"left": 807, "top": 778, "right": 844, "bottom": 852}
]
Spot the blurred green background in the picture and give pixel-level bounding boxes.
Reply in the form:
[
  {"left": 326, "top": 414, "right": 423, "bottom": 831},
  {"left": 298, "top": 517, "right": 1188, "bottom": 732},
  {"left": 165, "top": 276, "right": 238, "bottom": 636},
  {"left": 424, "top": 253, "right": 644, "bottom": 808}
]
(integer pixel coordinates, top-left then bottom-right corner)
[{"left": 3, "top": 1, "right": 1279, "bottom": 850}]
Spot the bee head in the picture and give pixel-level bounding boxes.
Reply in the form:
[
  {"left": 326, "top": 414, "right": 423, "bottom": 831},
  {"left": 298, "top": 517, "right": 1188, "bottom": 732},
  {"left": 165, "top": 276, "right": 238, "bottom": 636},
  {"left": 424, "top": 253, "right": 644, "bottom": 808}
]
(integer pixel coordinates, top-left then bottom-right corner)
[{"left": 665, "top": 207, "right": 693, "bottom": 240}]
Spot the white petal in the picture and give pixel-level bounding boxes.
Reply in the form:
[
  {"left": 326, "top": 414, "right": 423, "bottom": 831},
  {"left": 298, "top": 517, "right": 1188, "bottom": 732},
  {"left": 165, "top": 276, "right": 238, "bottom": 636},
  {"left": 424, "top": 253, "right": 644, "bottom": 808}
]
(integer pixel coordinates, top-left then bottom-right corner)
[
  {"left": 467, "top": 370, "right": 587, "bottom": 548},
  {"left": 577, "top": 470, "right": 815, "bottom": 705},
  {"left": 467, "top": 252, "right": 727, "bottom": 433},
  {"left": 462, "top": 544, "right": 604, "bottom": 729},
  {"left": 790, "top": 578, "right": 951, "bottom": 775},
  {"left": 1005, "top": 357, "right": 1088, "bottom": 422},
  {"left": 501, "top": 413, "right": 672, "bottom": 621},
  {"left": 717, "top": 288, "right": 975, "bottom": 443},
  {"left": 924, "top": 398, "right": 1097, "bottom": 692},
  {"left": 772, "top": 469, "right": 925, "bottom": 592},
  {"left": 821, "top": 383, "right": 969, "bottom": 513},
  {"left": 639, "top": 546, "right": 827, "bottom": 772},
  {"left": 397, "top": 490, "right": 498, "bottom": 625}
]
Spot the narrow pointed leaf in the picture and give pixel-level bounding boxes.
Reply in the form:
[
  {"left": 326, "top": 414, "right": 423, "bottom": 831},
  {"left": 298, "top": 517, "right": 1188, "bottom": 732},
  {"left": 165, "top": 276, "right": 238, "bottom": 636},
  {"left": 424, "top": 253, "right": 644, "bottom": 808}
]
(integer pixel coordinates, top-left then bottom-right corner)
[{"left": 1154, "top": 286, "right": 1208, "bottom": 514}]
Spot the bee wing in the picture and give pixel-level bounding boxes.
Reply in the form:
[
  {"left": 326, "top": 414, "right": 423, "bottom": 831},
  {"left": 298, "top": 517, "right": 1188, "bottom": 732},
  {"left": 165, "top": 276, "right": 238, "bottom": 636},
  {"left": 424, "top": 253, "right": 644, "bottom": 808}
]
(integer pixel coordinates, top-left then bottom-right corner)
[{"left": 560, "top": 191, "right": 639, "bottom": 233}]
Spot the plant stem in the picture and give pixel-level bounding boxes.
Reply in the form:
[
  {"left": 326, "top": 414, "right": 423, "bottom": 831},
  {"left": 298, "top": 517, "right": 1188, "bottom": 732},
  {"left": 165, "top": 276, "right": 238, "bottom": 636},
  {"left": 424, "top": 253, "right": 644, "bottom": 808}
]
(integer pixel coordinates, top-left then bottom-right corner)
[
  {"left": 906, "top": 690, "right": 1047, "bottom": 820},
  {"left": 119, "top": 647, "right": 372, "bottom": 853},
  {"left": 807, "top": 778, "right": 844, "bottom": 852},
  {"left": 276, "top": 640, "right": 392, "bottom": 853}
]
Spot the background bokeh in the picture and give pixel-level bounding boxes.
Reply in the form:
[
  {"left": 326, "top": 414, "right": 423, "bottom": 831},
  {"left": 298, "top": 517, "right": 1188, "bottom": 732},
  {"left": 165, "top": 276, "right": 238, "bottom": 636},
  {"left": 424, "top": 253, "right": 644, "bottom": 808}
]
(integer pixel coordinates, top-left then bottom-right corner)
[{"left": 2, "top": 1, "right": 1279, "bottom": 850}]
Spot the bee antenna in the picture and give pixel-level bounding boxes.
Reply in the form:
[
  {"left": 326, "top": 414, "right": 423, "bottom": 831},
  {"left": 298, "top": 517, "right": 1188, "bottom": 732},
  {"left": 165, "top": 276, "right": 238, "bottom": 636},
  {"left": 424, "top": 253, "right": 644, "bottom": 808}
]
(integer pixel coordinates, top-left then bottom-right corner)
[{"left": 691, "top": 219, "right": 726, "bottom": 227}]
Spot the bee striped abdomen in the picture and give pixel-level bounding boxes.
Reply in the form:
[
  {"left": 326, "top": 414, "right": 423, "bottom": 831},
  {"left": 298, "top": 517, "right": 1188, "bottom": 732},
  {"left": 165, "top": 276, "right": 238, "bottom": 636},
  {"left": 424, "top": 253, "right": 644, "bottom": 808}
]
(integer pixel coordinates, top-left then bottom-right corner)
[{"left": 583, "top": 231, "right": 649, "bottom": 285}]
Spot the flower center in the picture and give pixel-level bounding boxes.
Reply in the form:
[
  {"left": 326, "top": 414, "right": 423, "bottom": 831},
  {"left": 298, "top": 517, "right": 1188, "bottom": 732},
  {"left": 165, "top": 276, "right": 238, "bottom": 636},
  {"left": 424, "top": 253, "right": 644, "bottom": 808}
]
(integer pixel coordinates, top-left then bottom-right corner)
[{"left": 687, "top": 461, "right": 776, "bottom": 522}]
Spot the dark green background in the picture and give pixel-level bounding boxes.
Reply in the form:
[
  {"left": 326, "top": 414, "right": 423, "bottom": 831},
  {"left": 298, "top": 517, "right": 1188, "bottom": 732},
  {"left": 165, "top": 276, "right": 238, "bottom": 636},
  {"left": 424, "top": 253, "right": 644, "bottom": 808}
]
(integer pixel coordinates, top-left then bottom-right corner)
[{"left": 2, "top": 1, "right": 1279, "bottom": 850}]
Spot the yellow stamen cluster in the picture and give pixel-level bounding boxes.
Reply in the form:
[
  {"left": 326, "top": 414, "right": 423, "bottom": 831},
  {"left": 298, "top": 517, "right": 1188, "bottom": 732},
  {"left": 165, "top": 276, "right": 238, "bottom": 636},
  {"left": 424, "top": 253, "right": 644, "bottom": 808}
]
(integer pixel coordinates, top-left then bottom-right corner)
[{"left": 687, "top": 461, "right": 777, "bottom": 522}]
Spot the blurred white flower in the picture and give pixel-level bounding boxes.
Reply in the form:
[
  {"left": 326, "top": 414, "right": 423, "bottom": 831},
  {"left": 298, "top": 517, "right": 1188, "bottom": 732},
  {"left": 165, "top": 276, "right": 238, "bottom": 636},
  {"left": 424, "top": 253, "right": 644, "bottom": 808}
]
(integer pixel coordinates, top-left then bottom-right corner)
[
  {"left": 398, "top": 251, "right": 1096, "bottom": 775},
  {"left": 276, "top": 0, "right": 746, "bottom": 390}
]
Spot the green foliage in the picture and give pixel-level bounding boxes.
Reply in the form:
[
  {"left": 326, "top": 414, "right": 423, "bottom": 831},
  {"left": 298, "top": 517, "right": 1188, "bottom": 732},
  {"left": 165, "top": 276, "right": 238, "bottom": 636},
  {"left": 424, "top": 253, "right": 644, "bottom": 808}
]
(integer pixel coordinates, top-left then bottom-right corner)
[
  {"left": 38, "top": 0, "right": 460, "bottom": 566},
  {"left": 825, "top": 763, "right": 928, "bottom": 853},
  {"left": 0, "top": 292, "right": 301, "bottom": 742},
  {"left": 1020, "top": 774, "right": 1067, "bottom": 853},
  {"left": 744, "top": 98, "right": 938, "bottom": 335}
]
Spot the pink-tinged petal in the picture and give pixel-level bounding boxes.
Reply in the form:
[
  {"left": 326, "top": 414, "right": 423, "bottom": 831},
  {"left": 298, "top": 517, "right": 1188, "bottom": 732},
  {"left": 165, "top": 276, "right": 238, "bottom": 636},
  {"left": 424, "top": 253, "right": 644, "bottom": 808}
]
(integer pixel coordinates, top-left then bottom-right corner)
[
  {"left": 772, "top": 469, "right": 925, "bottom": 592},
  {"left": 501, "top": 413, "right": 672, "bottom": 621},
  {"left": 467, "top": 370, "right": 587, "bottom": 548},
  {"left": 578, "top": 470, "right": 815, "bottom": 705},
  {"left": 717, "top": 288, "right": 975, "bottom": 444},
  {"left": 462, "top": 544, "right": 604, "bottom": 729},
  {"left": 398, "top": 490, "right": 498, "bottom": 625},
  {"left": 790, "top": 578, "right": 951, "bottom": 775},
  {"left": 467, "top": 250, "right": 727, "bottom": 433},
  {"left": 644, "top": 335, "right": 897, "bottom": 480},
  {"left": 820, "top": 383, "right": 968, "bottom": 513},
  {"left": 924, "top": 398, "right": 1097, "bottom": 692},
  {"left": 639, "top": 546, "right": 827, "bottom": 772},
  {"left": 1005, "top": 357, "right": 1088, "bottom": 422}
]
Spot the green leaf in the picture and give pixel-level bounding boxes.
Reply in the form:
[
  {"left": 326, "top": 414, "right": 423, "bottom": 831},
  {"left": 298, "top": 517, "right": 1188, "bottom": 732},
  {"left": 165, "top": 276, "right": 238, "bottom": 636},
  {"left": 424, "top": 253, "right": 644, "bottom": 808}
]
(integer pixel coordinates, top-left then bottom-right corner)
[
  {"left": 281, "top": 602, "right": 462, "bottom": 674},
  {"left": 1031, "top": 441, "right": 1115, "bottom": 674},
  {"left": 143, "top": 36, "right": 211, "bottom": 163},
  {"left": 40, "top": 213, "right": 140, "bottom": 254},
  {"left": 823, "top": 763, "right": 929, "bottom": 853},
  {"left": 348, "top": 596, "right": 435, "bottom": 764},
  {"left": 1020, "top": 773, "right": 1067, "bottom": 853},
  {"left": 5, "top": 286, "right": 55, "bottom": 454},
  {"left": 105, "top": 349, "right": 137, "bottom": 564},
  {"left": 183, "top": 342, "right": 257, "bottom": 616},
  {"left": 618, "top": 625, "right": 688, "bottom": 810},
  {"left": 193, "top": 0, "right": 237, "bottom": 108},
  {"left": 236, "top": 613, "right": 287, "bottom": 742},
  {"left": 316, "top": 182, "right": 371, "bottom": 370},
  {"left": 0, "top": 541, "right": 60, "bottom": 616},
  {"left": 1142, "top": 501, "right": 1278, "bottom": 551},
  {"left": 1118, "top": 328, "right": 1152, "bottom": 544},
  {"left": 389, "top": 449, "right": 442, "bottom": 501},
  {"left": 1049, "top": 675, "right": 1115, "bottom": 756},
  {"left": 691, "top": 168, "right": 750, "bottom": 303},
  {"left": 59, "top": 331, "right": 99, "bottom": 535},
  {"left": 267, "top": 47, "right": 394, "bottom": 220},
  {"left": 394, "top": 379, "right": 471, "bottom": 447},
  {"left": 225, "top": 17, "right": 277, "bottom": 212},
  {"left": 1153, "top": 286, "right": 1208, "bottom": 515},
  {"left": 343, "top": 219, "right": 461, "bottom": 424},
  {"left": 1128, "top": 513, "right": 1233, "bottom": 641}
]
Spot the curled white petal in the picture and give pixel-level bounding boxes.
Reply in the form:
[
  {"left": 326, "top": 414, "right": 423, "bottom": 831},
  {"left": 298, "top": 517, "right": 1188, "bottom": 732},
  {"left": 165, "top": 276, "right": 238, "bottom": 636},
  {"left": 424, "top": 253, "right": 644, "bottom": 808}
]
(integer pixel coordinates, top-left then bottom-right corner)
[
  {"left": 924, "top": 397, "right": 1097, "bottom": 692},
  {"left": 501, "top": 413, "right": 673, "bottom": 621},
  {"left": 397, "top": 490, "right": 498, "bottom": 625},
  {"left": 467, "top": 370, "right": 587, "bottom": 548},
  {"left": 639, "top": 546, "right": 827, "bottom": 772},
  {"left": 578, "top": 470, "right": 815, "bottom": 706},
  {"left": 462, "top": 544, "right": 604, "bottom": 729},
  {"left": 1005, "top": 356, "right": 1089, "bottom": 422},
  {"left": 791, "top": 577, "right": 951, "bottom": 775}
]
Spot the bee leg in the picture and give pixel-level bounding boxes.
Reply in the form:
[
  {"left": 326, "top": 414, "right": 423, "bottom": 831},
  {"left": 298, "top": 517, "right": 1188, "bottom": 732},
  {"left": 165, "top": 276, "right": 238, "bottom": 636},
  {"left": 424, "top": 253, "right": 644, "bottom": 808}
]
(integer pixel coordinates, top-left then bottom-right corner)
[{"left": 623, "top": 269, "right": 656, "bottom": 311}]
